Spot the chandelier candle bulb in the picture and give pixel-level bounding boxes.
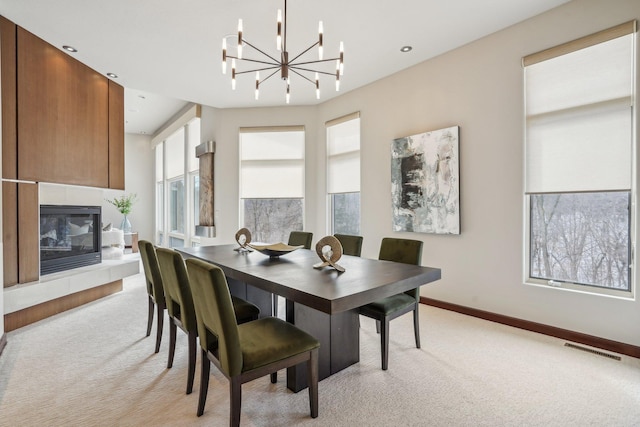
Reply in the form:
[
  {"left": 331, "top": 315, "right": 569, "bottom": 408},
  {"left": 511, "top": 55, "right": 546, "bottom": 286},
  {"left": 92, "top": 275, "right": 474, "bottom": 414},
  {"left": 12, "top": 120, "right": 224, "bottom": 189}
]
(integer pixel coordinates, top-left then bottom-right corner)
[
  {"left": 277, "top": 9, "right": 282, "bottom": 50},
  {"left": 318, "top": 21, "right": 323, "bottom": 60},
  {"left": 286, "top": 84, "right": 290, "bottom": 104},
  {"left": 222, "top": 39, "right": 227, "bottom": 74},
  {"left": 340, "top": 42, "right": 344, "bottom": 74},
  {"left": 315, "top": 72, "right": 320, "bottom": 99},
  {"left": 255, "top": 71, "right": 260, "bottom": 100},
  {"left": 231, "top": 59, "right": 236, "bottom": 89},
  {"left": 237, "top": 19, "right": 243, "bottom": 59}
]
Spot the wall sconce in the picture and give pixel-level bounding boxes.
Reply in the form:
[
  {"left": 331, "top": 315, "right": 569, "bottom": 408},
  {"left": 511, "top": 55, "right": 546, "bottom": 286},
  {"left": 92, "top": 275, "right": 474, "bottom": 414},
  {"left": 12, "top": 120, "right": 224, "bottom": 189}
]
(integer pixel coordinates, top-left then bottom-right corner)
[{"left": 195, "top": 140, "right": 216, "bottom": 238}]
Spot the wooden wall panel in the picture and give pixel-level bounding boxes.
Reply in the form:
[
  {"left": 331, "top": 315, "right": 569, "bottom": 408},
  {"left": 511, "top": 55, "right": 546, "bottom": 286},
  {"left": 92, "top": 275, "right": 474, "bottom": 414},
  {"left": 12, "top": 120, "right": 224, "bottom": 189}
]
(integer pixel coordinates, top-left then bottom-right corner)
[
  {"left": 4, "top": 280, "right": 123, "bottom": 331},
  {"left": 0, "top": 16, "right": 17, "bottom": 180},
  {"left": 108, "top": 80, "right": 125, "bottom": 189},
  {"left": 17, "top": 28, "right": 109, "bottom": 187},
  {"left": 17, "top": 183, "right": 39, "bottom": 284},
  {"left": 2, "top": 182, "right": 17, "bottom": 287}
]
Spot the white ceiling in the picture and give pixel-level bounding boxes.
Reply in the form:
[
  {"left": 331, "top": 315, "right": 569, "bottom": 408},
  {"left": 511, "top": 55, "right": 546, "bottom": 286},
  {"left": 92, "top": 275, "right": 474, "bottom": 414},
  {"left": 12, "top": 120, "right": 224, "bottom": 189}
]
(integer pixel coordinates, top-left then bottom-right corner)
[{"left": 0, "top": 0, "right": 570, "bottom": 135}]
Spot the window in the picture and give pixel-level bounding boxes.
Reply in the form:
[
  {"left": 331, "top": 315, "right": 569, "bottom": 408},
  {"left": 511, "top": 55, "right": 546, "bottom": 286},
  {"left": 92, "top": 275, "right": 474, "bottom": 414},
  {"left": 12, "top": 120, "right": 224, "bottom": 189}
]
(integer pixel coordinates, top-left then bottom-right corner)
[
  {"left": 327, "top": 113, "right": 361, "bottom": 235},
  {"left": 169, "top": 178, "right": 185, "bottom": 233},
  {"left": 153, "top": 105, "right": 201, "bottom": 248},
  {"left": 187, "top": 118, "right": 201, "bottom": 245},
  {"left": 524, "top": 22, "right": 636, "bottom": 295},
  {"left": 155, "top": 144, "right": 164, "bottom": 246},
  {"left": 239, "top": 127, "right": 305, "bottom": 243}
]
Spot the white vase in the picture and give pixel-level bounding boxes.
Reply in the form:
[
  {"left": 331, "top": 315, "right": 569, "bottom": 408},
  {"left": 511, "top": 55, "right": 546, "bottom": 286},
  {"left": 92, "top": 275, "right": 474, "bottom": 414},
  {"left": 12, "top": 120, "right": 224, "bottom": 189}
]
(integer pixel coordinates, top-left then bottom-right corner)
[{"left": 120, "top": 215, "right": 132, "bottom": 233}]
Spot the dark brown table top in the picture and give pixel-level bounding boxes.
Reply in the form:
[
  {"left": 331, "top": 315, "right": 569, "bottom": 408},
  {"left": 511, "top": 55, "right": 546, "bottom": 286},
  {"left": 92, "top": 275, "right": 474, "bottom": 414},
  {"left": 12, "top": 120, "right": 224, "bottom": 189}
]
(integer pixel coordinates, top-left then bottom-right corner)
[{"left": 177, "top": 244, "right": 442, "bottom": 315}]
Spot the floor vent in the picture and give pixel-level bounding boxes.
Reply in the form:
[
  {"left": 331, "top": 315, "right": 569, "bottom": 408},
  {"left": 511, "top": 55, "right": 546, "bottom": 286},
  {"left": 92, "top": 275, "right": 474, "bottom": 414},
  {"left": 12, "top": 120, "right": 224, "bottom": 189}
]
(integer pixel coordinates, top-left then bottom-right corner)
[{"left": 564, "top": 343, "right": 621, "bottom": 361}]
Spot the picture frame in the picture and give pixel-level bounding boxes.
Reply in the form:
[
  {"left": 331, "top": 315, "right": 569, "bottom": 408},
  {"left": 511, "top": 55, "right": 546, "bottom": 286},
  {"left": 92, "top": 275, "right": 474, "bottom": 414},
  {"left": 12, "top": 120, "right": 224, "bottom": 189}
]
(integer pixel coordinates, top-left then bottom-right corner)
[{"left": 391, "top": 126, "right": 460, "bottom": 234}]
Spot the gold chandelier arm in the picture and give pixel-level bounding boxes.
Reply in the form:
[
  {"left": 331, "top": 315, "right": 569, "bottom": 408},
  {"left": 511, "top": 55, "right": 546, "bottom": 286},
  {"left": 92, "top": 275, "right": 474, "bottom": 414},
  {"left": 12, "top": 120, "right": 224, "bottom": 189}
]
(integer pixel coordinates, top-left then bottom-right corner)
[
  {"left": 258, "top": 68, "right": 281, "bottom": 84},
  {"left": 288, "top": 68, "right": 316, "bottom": 85},
  {"left": 234, "top": 65, "right": 280, "bottom": 76},
  {"left": 288, "top": 41, "right": 319, "bottom": 64},
  {"left": 241, "top": 39, "right": 281, "bottom": 64},
  {"left": 227, "top": 55, "right": 280, "bottom": 67},
  {"left": 289, "top": 66, "right": 336, "bottom": 77},
  {"left": 290, "top": 57, "right": 341, "bottom": 67}
]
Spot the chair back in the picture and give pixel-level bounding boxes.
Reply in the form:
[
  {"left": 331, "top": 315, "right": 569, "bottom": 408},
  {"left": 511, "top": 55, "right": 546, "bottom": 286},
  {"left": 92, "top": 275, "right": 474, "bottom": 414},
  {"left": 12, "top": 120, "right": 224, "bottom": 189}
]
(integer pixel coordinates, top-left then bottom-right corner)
[
  {"left": 156, "top": 248, "right": 197, "bottom": 332},
  {"left": 139, "top": 240, "right": 165, "bottom": 303},
  {"left": 288, "top": 231, "right": 313, "bottom": 249},
  {"left": 334, "top": 234, "right": 363, "bottom": 257},
  {"left": 379, "top": 237, "right": 423, "bottom": 299},
  {"left": 185, "top": 258, "right": 243, "bottom": 377}
]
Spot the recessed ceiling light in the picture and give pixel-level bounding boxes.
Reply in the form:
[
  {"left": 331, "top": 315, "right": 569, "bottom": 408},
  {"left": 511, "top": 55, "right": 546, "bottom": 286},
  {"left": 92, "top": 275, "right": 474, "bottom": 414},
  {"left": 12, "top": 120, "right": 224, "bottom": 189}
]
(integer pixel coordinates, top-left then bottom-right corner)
[
  {"left": 400, "top": 46, "right": 412, "bottom": 53},
  {"left": 62, "top": 45, "right": 77, "bottom": 53},
  {"left": 106, "top": 72, "right": 118, "bottom": 79}
]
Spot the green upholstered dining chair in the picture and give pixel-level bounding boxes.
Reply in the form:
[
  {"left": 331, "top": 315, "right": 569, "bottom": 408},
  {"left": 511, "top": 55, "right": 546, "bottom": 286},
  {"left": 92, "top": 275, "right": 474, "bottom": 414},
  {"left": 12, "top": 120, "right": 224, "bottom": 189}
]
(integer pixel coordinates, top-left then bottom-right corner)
[
  {"left": 359, "top": 237, "right": 423, "bottom": 370},
  {"left": 155, "top": 247, "right": 198, "bottom": 395},
  {"left": 334, "top": 234, "right": 363, "bottom": 257},
  {"left": 139, "top": 240, "right": 166, "bottom": 353},
  {"left": 185, "top": 258, "right": 320, "bottom": 426},
  {"left": 156, "top": 248, "right": 260, "bottom": 395},
  {"left": 287, "top": 231, "right": 313, "bottom": 249}
]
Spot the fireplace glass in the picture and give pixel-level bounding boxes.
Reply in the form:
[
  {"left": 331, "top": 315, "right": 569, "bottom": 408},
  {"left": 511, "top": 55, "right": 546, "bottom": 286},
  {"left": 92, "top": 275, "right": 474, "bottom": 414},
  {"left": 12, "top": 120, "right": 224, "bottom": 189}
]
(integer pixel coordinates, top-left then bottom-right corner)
[{"left": 40, "top": 205, "right": 102, "bottom": 275}]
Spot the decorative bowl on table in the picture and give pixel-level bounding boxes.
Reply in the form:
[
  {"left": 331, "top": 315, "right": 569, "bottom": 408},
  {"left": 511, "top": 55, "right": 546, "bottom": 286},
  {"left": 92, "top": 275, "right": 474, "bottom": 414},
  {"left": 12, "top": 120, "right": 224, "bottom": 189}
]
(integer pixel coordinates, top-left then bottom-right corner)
[{"left": 247, "top": 242, "right": 304, "bottom": 258}]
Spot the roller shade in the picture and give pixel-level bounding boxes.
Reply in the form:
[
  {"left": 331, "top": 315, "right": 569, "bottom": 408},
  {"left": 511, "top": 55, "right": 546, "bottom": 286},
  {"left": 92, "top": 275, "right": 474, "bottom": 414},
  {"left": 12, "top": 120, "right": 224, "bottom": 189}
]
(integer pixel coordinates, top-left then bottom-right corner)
[
  {"left": 327, "top": 115, "right": 360, "bottom": 194},
  {"left": 240, "top": 128, "right": 304, "bottom": 198},
  {"left": 524, "top": 24, "right": 634, "bottom": 194}
]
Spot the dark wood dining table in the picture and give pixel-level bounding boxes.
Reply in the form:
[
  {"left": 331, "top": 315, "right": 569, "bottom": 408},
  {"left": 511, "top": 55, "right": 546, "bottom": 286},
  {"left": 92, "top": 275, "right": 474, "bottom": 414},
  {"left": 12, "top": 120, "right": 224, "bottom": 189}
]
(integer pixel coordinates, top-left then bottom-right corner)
[{"left": 177, "top": 244, "right": 442, "bottom": 392}]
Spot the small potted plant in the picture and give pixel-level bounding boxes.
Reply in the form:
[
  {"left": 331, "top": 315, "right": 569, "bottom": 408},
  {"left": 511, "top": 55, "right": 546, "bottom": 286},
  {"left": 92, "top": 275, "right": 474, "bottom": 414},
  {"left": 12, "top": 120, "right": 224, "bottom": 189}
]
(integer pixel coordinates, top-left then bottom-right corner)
[{"left": 107, "top": 193, "right": 137, "bottom": 233}]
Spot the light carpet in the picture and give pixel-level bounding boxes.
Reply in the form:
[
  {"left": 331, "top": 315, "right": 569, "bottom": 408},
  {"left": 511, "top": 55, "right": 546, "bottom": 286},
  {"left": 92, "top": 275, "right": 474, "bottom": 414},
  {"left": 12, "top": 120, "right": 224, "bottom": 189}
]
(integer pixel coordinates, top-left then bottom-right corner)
[{"left": 1, "top": 268, "right": 639, "bottom": 426}]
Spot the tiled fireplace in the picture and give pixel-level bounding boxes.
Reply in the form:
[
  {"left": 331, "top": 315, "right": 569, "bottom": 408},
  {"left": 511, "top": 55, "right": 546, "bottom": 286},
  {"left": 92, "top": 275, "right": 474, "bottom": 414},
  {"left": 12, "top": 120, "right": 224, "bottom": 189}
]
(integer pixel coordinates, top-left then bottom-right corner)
[{"left": 40, "top": 205, "right": 102, "bottom": 275}]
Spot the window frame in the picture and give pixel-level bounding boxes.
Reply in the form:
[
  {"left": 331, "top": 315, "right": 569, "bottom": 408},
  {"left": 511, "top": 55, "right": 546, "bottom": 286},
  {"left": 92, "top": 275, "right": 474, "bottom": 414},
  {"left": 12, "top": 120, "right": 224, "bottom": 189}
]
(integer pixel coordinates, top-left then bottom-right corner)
[
  {"left": 153, "top": 106, "right": 201, "bottom": 248},
  {"left": 238, "top": 127, "right": 306, "bottom": 243},
  {"left": 326, "top": 112, "right": 361, "bottom": 235},
  {"left": 522, "top": 22, "right": 637, "bottom": 298}
]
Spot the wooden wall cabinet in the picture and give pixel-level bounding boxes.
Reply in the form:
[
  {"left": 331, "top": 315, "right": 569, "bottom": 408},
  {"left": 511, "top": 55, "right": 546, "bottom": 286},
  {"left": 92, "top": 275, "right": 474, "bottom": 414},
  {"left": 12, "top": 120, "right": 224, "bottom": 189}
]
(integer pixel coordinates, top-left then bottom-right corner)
[
  {"left": 1, "top": 17, "right": 125, "bottom": 286},
  {"left": 17, "top": 27, "right": 110, "bottom": 188},
  {"left": 108, "top": 81, "right": 125, "bottom": 190},
  {"left": 0, "top": 16, "right": 16, "bottom": 180}
]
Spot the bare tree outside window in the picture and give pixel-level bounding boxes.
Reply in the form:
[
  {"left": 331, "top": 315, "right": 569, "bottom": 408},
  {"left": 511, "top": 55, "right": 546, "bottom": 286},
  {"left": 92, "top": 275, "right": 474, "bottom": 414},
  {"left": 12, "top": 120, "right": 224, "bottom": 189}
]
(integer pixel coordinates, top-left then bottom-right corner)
[
  {"left": 243, "top": 198, "right": 303, "bottom": 243},
  {"left": 530, "top": 192, "right": 630, "bottom": 290},
  {"left": 332, "top": 192, "right": 360, "bottom": 235}
]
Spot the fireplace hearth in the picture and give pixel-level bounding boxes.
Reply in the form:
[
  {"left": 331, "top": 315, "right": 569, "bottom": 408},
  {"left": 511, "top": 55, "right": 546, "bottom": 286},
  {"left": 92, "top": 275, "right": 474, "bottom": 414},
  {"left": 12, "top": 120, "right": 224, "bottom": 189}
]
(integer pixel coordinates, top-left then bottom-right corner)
[{"left": 40, "top": 205, "right": 102, "bottom": 275}]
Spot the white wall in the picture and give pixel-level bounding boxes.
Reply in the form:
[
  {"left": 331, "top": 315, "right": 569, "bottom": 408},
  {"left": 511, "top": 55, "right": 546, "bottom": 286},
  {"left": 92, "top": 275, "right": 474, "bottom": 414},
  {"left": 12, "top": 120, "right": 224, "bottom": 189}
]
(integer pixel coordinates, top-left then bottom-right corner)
[
  {"left": 198, "top": 0, "right": 640, "bottom": 347},
  {"left": 104, "top": 133, "right": 155, "bottom": 242}
]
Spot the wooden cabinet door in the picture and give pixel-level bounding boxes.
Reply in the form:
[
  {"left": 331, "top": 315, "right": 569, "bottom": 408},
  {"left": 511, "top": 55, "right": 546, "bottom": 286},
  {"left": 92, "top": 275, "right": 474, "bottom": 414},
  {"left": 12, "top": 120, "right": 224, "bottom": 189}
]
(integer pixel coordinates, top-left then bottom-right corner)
[
  {"left": 17, "top": 27, "right": 109, "bottom": 187},
  {"left": 108, "top": 80, "right": 125, "bottom": 189}
]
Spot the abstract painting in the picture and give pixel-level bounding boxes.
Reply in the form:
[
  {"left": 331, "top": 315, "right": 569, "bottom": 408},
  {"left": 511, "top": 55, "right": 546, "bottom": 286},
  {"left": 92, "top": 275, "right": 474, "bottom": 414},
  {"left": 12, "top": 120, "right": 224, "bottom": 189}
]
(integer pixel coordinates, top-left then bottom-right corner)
[{"left": 391, "top": 126, "right": 460, "bottom": 234}]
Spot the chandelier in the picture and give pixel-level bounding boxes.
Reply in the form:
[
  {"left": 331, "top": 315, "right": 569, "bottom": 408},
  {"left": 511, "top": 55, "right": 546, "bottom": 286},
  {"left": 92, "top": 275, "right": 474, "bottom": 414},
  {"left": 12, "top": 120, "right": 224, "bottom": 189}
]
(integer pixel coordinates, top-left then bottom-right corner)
[{"left": 221, "top": 0, "right": 344, "bottom": 103}]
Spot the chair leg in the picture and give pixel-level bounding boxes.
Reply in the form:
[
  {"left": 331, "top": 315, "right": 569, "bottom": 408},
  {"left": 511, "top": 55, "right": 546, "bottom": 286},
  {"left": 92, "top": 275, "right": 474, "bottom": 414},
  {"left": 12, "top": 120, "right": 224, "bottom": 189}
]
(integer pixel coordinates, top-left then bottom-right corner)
[
  {"left": 375, "top": 319, "right": 380, "bottom": 334},
  {"left": 168, "top": 320, "right": 176, "bottom": 368},
  {"left": 413, "top": 305, "right": 421, "bottom": 349},
  {"left": 270, "top": 372, "right": 277, "bottom": 383},
  {"left": 381, "top": 317, "right": 390, "bottom": 370},
  {"left": 186, "top": 330, "right": 197, "bottom": 395},
  {"left": 154, "top": 304, "right": 164, "bottom": 353},
  {"left": 146, "top": 296, "right": 154, "bottom": 337},
  {"left": 272, "top": 293, "right": 278, "bottom": 317},
  {"left": 308, "top": 348, "right": 319, "bottom": 418},
  {"left": 197, "top": 350, "right": 210, "bottom": 417},
  {"left": 230, "top": 376, "right": 242, "bottom": 427}
]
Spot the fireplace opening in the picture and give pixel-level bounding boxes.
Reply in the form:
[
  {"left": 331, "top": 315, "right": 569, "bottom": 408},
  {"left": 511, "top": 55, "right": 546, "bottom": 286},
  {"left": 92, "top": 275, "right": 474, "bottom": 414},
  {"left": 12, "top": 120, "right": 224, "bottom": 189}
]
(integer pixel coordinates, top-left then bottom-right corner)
[{"left": 40, "top": 205, "right": 102, "bottom": 275}]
